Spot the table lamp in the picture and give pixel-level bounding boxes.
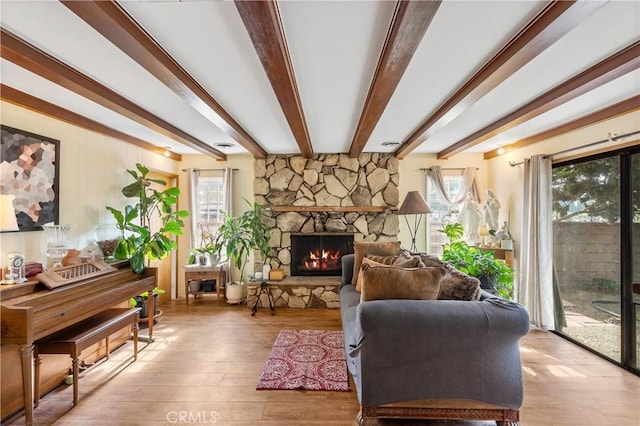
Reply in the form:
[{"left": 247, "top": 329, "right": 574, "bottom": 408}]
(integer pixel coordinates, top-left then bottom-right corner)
[{"left": 398, "top": 191, "right": 431, "bottom": 252}]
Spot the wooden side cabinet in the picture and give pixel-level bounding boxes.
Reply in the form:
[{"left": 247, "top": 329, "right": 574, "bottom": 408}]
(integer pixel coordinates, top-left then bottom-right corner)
[
  {"left": 184, "top": 266, "right": 226, "bottom": 306},
  {"left": 479, "top": 247, "right": 513, "bottom": 267}
]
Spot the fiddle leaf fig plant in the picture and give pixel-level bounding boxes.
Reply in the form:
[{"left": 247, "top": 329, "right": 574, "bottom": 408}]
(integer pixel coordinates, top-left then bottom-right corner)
[
  {"left": 439, "top": 222, "right": 514, "bottom": 299},
  {"left": 107, "top": 163, "right": 189, "bottom": 273}
]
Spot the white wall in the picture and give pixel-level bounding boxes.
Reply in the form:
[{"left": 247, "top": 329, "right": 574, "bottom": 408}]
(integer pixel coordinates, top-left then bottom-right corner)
[{"left": 0, "top": 102, "right": 179, "bottom": 267}]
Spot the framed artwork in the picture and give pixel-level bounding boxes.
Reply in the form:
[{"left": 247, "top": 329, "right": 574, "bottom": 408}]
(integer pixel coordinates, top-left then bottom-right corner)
[{"left": 1, "top": 125, "right": 60, "bottom": 231}]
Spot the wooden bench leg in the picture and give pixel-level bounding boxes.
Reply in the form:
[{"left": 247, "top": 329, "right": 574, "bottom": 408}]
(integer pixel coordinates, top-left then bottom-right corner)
[
  {"left": 133, "top": 316, "right": 139, "bottom": 360},
  {"left": 72, "top": 355, "right": 79, "bottom": 406},
  {"left": 33, "top": 347, "right": 41, "bottom": 408}
]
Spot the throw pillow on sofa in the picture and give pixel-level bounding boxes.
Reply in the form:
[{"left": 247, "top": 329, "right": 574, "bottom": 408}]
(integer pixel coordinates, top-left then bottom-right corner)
[
  {"left": 356, "top": 257, "right": 389, "bottom": 292},
  {"left": 438, "top": 264, "right": 481, "bottom": 301},
  {"left": 352, "top": 241, "right": 401, "bottom": 290},
  {"left": 360, "top": 264, "right": 446, "bottom": 302},
  {"left": 392, "top": 253, "right": 426, "bottom": 268}
]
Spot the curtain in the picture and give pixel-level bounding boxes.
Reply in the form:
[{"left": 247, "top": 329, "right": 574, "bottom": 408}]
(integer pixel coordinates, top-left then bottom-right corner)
[
  {"left": 426, "top": 166, "right": 480, "bottom": 205},
  {"left": 187, "top": 168, "right": 200, "bottom": 250},
  {"left": 223, "top": 167, "right": 233, "bottom": 216},
  {"left": 518, "top": 154, "right": 554, "bottom": 329}
]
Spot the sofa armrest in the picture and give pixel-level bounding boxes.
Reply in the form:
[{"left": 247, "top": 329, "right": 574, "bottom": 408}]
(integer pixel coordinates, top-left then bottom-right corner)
[
  {"left": 349, "top": 296, "right": 529, "bottom": 408},
  {"left": 341, "top": 254, "right": 354, "bottom": 288}
]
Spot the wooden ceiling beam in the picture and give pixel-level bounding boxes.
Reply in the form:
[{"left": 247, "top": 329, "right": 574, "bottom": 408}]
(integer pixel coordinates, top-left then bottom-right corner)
[
  {"left": 484, "top": 95, "right": 640, "bottom": 160},
  {"left": 394, "top": 0, "right": 607, "bottom": 159},
  {"left": 61, "top": 0, "right": 266, "bottom": 159},
  {"left": 1, "top": 84, "right": 182, "bottom": 161},
  {"left": 348, "top": 0, "right": 441, "bottom": 158},
  {"left": 235, "top": 0, "right": 314, "bottom": 158},
  {"left": 0, "top": 28, "right": 225, "bottom": 160},
  {"left": 438, "top": 40, "right": 640, "bottom": 159}
]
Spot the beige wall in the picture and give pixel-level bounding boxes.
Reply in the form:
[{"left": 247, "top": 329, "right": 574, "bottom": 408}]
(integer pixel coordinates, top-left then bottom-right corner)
[{"left": 0, "top": 101, "right": 180, "bottom": 268}]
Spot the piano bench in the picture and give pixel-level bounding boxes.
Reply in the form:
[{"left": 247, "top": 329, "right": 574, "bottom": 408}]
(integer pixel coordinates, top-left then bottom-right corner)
[{"left": 34, "top": 308, "right": 140, "bottom": 407}]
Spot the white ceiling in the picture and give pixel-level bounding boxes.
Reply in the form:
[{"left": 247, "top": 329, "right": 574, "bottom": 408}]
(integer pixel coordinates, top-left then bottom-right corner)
[{"left": 1, "top": 0, "right": 638, "bottom": 159}]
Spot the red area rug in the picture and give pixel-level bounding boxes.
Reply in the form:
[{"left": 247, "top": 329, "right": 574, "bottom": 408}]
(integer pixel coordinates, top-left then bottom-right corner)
[{"left": 256, "top": 329, "right": 350, "bottom": 391}]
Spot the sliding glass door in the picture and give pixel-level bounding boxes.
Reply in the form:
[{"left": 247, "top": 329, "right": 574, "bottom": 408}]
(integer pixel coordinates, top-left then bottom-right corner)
[{"left": 552, "top": 147, "right": 638, "bottom": 372}]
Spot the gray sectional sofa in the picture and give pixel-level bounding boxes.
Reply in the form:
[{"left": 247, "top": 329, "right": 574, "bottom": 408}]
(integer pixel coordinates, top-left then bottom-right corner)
[{"left": 340, "top": 253, "right": 530, "bottom": 426}]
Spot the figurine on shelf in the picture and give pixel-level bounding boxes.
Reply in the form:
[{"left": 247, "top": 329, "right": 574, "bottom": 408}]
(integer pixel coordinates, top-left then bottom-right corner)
[
  {"left": 458, "top": 192, "right": 482, "bottom": 244},
  {"left": 483, "top": 189, "right": 501, "bottom": 231}
]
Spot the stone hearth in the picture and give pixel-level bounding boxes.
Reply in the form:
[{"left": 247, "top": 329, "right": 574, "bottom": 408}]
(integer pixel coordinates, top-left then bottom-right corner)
[{"left": 247, "top": 277, "right": 341, "bottom": 309}]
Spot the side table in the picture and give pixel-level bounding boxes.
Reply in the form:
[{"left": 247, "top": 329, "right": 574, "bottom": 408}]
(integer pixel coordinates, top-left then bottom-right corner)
[{"left": 184, "top": 265, "right": 226, "bottom": 306}]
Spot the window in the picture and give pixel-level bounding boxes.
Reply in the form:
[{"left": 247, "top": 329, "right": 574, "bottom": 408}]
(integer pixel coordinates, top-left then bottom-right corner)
[
  {"left": 426, "top": 174, "right": 462, "bottom": 255},
  {"left": 195, "top": 175, "right": 224, "bottom": 247}
]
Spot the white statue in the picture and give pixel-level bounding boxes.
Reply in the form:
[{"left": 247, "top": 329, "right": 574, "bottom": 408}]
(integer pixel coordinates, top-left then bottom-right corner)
[
  {"left": 483, "top": 189, "right": 501, "bottom": 231},
  {"left": 458, "top": 192, "right": 482, "bottom": 243}
]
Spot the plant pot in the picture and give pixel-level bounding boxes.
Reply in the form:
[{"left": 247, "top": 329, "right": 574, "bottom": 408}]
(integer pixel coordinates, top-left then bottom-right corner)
[
  {"left": 479, "top": 274, "right": 498, "bottom": 295},
  {"left": 201, "top": 279, "right": 216, "bottom": 292},
  {"left": 188, "top": 279, "right": 201, "bottom": 293},
  {"left": 135, "top": 293, "right": 160, "bottom": 319},
  {"left": 225, "top": 281, "right": 246, "bottom": 304}
]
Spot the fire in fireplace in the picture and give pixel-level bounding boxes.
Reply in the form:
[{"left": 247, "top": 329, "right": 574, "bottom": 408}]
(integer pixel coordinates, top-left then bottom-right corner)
[{"left": 291, "top": 233, "right": 354, "bottom": 276}]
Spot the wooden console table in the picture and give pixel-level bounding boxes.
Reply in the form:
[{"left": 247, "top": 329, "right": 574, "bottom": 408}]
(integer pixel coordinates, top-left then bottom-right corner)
[
  {"left": 479, "top": 247, "right": 513, "bottom": 267},
  {"left": 184, "top": 265, "right": 226, "bottom": 305}
]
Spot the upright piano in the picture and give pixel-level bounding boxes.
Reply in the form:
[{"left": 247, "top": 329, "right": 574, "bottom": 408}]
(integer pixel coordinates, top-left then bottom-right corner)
[{"left": 1, "top": 262, "right": 156, "bottom": 425}]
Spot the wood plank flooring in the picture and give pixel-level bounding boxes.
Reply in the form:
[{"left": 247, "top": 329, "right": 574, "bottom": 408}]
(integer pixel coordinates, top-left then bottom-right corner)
[{"left": 3, "top": 299, "right": 638, "bottom": 425}]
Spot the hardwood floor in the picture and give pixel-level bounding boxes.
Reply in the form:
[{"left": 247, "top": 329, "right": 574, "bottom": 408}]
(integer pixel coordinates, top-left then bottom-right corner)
[{"left": 4, "top": 299, "right": 639, "bottom": 425}]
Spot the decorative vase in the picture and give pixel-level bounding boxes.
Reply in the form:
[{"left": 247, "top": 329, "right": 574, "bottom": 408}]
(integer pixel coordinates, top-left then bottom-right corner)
[{"left": 43, "top": 224, "right": 70, "bottom": 269}]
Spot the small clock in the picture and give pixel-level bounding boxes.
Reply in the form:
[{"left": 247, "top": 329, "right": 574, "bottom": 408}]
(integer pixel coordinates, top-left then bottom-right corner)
[
  {"left": 9, "top": 253, "right": 24, "bottom": 269},
  {"left": 2, "top": 251, "right": 27, "bottom": 284}
]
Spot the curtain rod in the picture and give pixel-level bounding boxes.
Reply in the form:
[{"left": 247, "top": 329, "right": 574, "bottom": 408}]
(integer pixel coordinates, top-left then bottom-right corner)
[
  {"left": 181, "top": 168, "right": 239, "bottom": 172},
  {"left": 509, "top": 130, "right": 640, "bottom": 167},
  {"left": 420, "top": 167, "right": 479, "bottom": 171}
]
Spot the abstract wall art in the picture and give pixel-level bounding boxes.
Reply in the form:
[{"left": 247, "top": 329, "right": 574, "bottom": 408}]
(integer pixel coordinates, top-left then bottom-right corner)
[{"left": 1, "top": 125, "right": 60, "bottom": 231}]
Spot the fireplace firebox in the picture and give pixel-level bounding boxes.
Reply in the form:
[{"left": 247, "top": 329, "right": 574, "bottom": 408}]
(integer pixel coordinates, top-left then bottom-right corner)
[{"left": 291, "top": 233, "right": 354, "bottom": 276}]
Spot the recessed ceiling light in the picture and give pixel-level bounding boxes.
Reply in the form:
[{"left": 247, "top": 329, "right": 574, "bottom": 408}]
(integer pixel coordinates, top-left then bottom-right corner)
[
  {"left": 214, "top": 142, "right": 235, "bottom": 149},
  {"left": 381, "top": 141, "right": 400, "bottom": 147},
  {"left": 496, "top": 146, "right": 505, "bottom": 155}
]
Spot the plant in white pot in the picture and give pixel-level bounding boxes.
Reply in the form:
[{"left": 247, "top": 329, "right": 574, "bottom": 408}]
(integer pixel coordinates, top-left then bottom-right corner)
[{"left": 214, "top": 199, "right": 271, "bottom": 304}]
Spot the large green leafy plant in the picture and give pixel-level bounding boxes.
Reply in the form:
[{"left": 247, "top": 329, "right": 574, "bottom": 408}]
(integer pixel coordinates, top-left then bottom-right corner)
[
  {"left": 440, "top": 222, "right": 514, "bottom": 299},
  {"left": 215, "top": 199, "right": 271, "bottom": 283},
  {"left": 107, "top": 163, "right": 188, "bottom": 273}
]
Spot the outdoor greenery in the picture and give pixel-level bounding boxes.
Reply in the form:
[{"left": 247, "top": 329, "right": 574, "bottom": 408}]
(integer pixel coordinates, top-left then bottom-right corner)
[
  {"left": 552, "top": 157, "right": 640, "bottom": 223},
  {"left": 214, "top": 199, "right": 271, "bottom": 283},
  {"left": 107, "top": 163, "right": 188, "bottom": 273},
  {"left": 440, "top": 222, "right": 514, "bottom": 299}
]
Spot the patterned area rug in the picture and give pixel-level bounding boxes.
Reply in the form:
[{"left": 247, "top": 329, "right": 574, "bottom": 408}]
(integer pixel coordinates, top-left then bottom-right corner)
[{"left": 256, "top": 329, "right": 350, "bottom": 391}]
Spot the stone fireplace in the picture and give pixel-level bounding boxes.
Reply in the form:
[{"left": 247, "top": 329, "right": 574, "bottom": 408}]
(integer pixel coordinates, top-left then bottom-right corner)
[{"left": 249, "top": 153, "right": 399, "bottom": 309}]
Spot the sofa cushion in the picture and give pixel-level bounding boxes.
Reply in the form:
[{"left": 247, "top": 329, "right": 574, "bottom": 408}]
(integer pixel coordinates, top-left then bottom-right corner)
[
  {"left": 438, "top": 264, "right": 482, "bottom": 301},
  {"left": 356, "top": 257, "right": 388, "bottom": 292},
  {"left": 401, "top": 250, "right": 444, "bottom": 267},
  {"left": 360, "top": 264, "right": 446, "bottom": 302},
  {"left": 392, "top": 253, "right": 426, "bottom": 268},
  {"left": 352, "top": 241, "right": 401, "bottom": 290}
]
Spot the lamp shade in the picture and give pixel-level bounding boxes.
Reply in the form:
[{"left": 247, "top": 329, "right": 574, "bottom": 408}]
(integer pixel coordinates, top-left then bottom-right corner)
[
  {"left": 0, "top": 195, "right": 19, "bottom": 232},
  {"left": 398, "top": 191, "right": 431, "bottom": 215}
]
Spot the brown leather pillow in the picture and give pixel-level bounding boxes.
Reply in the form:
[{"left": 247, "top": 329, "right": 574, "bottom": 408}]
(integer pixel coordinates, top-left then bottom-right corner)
[
  {"left": 438, "top": 264, "right": 481, "bottom": 301},
  {"left": 352, "top": 241, "right": 401, "bottom": 290},
  {"left": 360, "top": 264, "right": 446, "bottom": 302}
]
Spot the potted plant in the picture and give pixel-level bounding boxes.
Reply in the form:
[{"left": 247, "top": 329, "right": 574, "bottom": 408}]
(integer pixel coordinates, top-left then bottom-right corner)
[
  {"left": 440, "top": 222, "right": 514, "bottom": 299},
  {"left": 188, "top": 225, "right": 218, "bottom": 267},
  {"left": 106, "top": 163, "right": 189, "bottom": 273},
  {"left": 214, "top": 199, "right": 271, "bottom": 304}
]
